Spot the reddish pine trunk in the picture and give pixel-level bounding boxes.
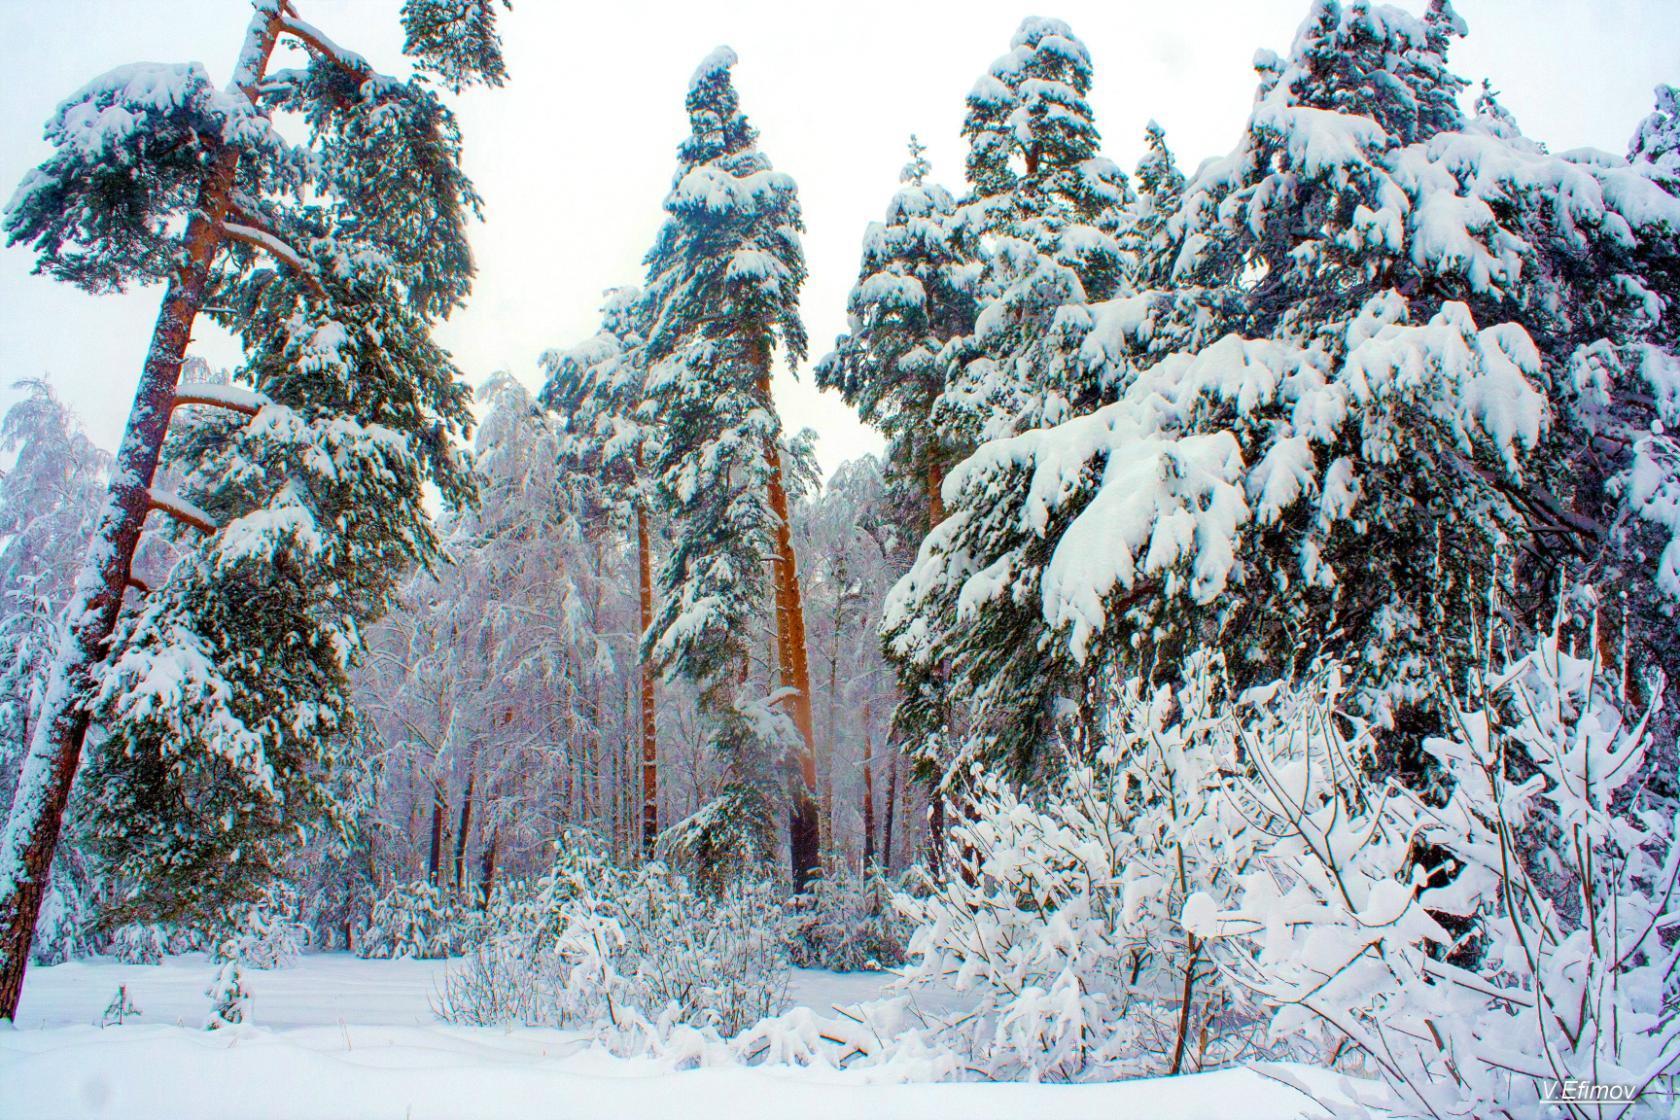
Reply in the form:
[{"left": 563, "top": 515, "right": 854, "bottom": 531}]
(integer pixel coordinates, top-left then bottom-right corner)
[
  {"left": 756, "top": 365, "right": 820, "bottom": 894},
  {"left": 477, "top": 825, "right": 499, "bottom": 909},
  {"left": 637, "top": 501, "right": 658, "bottom": 859},
  {"left": 0, "top": 8, "right": 283, "bottom": 1020}
]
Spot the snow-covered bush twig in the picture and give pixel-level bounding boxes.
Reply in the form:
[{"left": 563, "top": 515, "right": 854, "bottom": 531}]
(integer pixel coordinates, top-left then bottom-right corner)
[{"left": 1191, "top": 618, "right": 1680, "bottom": 1119}]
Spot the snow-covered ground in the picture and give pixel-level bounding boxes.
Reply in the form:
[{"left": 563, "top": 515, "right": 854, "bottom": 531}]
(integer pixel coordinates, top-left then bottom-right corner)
[{"left": 3, "top": 953, "right": 1351, "bottom": 1119}]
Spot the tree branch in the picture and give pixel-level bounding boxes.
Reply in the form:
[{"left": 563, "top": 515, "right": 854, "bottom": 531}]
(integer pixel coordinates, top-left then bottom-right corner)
[
  {"left": 278, "top": 13, "right": 373, "bottom": 82},
  {"left": 172, "top": 383, "right": 267, "bottom": 417},
  {"left": 220, "top": 221, "right": 326, "bottom": 297},
  {"left": 148, "top": 491, "right": 218, "bottom": 535}
]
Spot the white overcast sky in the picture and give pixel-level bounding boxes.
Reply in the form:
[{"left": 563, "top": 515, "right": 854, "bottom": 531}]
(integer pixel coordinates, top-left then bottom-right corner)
[{"left": 1, "top": 0, "right": 1676, "bottom": 475}]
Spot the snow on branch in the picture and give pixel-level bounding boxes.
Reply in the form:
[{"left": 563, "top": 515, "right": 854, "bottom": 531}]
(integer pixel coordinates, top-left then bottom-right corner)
[
  {"left": 220, "top": 220, "right": 325, "bottom": 296},
  {"left": 148, "top": 490, "right": 218, "bottom": 535},
  {"left": 171, "top": 383, "right": 268, "bottom": 418},
  {"left": 278, "top": 12, "right": 374, "bottom": 82}
]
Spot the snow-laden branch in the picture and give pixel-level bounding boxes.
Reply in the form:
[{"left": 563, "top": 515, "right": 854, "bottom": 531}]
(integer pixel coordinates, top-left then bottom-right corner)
[
  {"left": 278, "top": 12, "right": 373, "bottom": 82},
  {"left": 172, "top": 382, "right": 268, "bottom": 418},
  {"left": 148, "top": 490, "right": 218, "bottom": 535},
  {"left": 220, "top": 220, "right": 325, "bottom": 296}
]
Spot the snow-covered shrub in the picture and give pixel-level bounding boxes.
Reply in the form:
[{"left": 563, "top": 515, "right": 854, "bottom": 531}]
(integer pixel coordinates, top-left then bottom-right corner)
[
  {"left": 437, "top": 855, "right": 790, "bottom": 1037},
  {"left": 896, "top": 654, "right": 1293, "bottom": 1081},
  {"left": 437, "top": 924, "right": 567, "bottom": 1028},
  {"left": 557, "top": 861, "right": 790, "bottom": 1036},
  {"left": 357, "top": 879, "right": 464, "bottom": 959},
  {"left": 231, "top": 890, "right": 303, "bottom": 970},
  {"left": 30, "top": 876, "right": 99, "bottom": 965},
  {"left": 204, "top": 950, "right": 248, "bottom": 1030},
  {"left": 785, "top": 863, "right": 907, "bottom": 971},
  {"left": 107, "top": 922, "right": 175, "bottom": 965},
  {"left": 1191, "top": 620, "right": 1680, "bottom": 1118}
]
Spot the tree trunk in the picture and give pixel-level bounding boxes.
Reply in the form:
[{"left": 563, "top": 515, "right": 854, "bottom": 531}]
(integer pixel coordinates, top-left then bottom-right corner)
[
  {"left": 822, "top": 599, "right": 841, "bottom": 857},
  {"left": 478, "top": 825, "right": 499, "bottom": 909},
  {"left": 928, "top": 794, "right": 946, "bottom": 880},
  {"left": 756, "top": 365, "right": 820, "bottom": 895},
  {"left": 1169, "top": 936, "right": 1203, "bottom": 1075},
  {"left": 636, "top": 500, "right": 658, "bottom": 859},
  {"left": 861, "top": 703, "right": 876, "bottom": 870},
  {"left": 452, "top": 767, "right": 475, "bottom": 894},
  {"left": 928, "top": 461, "right": 946, "bottom": 530},
  {"left": 882, "top": 750, "right": 898, "bottom": 874},
  {"left": 426, "top": 780, "right": 446, "bottom": 886},
  {"left": 925, "top": 461, "right": 949, "bottom": 880},
  {"left": 0, "top": 6, "right": 283, "bottom": 1021}
]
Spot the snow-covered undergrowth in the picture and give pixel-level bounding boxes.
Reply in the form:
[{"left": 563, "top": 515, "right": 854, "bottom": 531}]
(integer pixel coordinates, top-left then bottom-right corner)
[
  {"left": 785, "top": 863, "right": 910, "bottom": 972},
  {"left": 1, "top": 953, "right": 1364, "bottom": 1120},
  {"left": 434, "top": 852, "right": 790, "bottom": 1039}
]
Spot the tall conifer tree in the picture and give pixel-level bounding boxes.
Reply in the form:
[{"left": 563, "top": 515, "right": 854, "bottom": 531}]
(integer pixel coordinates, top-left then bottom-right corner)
[
  {"left": 0, "top": 0, "right": 505, "bottom": 1016},
  {"left": 641, "top": 48, "right": 821, "bottom": 890}
]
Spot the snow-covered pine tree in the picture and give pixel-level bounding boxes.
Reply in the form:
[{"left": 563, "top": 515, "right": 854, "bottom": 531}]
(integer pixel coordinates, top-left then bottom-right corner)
[
  {"left": 540, "top": 288, "right": 663, "bottom": 858},
  {"left": 817, "top": 137, "right": 980, "bottom": 528},
  {"left": 876, "top": 18, "right": 1140, "bottom": 790},
  {"left": 0, "top": 0, "right": 505, "bottom": 1016},
  {"left": 886, "top": 0, "right": 1680, "bottom": 785},
  {"left": 640, "top": 48, "right": 821, "bottom": 890},
  {"left": 1119, "top": 121, "right": 1185, "bottom": 291},
  {"left": 935, "top": 17, "right": 1132, "bottom": 446},
  {"left": 815, "top": 139, "right": 982, "bottom": 840},
  {"left": 1631, "top": 84, "right": 1680, "bottom": 189},
  {"left": 402, "top": 0, "right": 511, "bottom": 93}
]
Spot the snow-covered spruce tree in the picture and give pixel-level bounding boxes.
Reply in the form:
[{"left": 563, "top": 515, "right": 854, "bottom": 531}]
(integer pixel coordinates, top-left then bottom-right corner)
[
  {"left": 640, "top": 48, "right": 821, "bottom": 890},
  {"left": 541, "top": 288, "right": 664, "bottom": 858},
  {"left": 885, "top": 0, "right": 1680, "bottom": 786},
  {"left": 1190, "top": 616, "right": 1680, "bottom": 1118},
  {"left": 0, "top": 0, "right": 504, "bottom": 1015}
]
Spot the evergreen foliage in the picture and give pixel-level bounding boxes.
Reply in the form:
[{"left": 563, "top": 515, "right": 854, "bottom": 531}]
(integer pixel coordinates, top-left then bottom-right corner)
[
  {"left": 639, "top": 47, "right": 811, "bottom": 880},
  {"left": 885, "top": 0, "right": 1680, "bottom": 783},
  {"left": 402, "top": 0, "right": 512, "bottom": 93},
  {"left": 3, "top": 0, "right": 498, "bottom": 940}
]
